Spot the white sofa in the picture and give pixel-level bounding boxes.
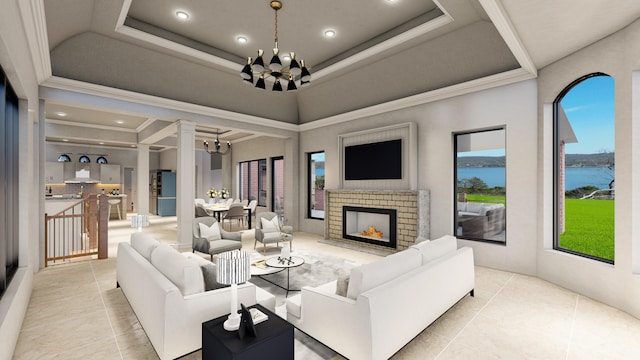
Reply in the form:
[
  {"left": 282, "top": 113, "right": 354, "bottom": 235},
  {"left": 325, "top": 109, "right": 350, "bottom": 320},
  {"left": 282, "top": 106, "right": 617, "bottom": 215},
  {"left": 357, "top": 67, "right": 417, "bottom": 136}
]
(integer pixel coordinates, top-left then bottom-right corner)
[
  {"left": 116, "top": 232, "right": 275, "bottom": 360},
  {"left": 286, "top": 235, "right": 474, "bottom": 360}
]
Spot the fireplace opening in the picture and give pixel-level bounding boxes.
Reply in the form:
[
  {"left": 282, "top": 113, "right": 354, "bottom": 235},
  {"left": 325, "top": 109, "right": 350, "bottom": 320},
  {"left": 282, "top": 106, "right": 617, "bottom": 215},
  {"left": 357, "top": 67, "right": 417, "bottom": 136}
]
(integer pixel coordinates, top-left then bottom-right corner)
[{"left": 342, "top": 206, "right": 397, "bottom": 248}]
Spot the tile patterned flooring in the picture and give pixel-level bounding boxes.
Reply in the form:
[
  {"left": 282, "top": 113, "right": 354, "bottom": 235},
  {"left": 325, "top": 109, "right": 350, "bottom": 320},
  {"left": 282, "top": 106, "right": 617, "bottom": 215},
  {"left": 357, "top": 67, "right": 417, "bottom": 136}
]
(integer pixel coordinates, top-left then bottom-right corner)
[{"left": 13, "top": 215, "right": 640, "bottom": 359}]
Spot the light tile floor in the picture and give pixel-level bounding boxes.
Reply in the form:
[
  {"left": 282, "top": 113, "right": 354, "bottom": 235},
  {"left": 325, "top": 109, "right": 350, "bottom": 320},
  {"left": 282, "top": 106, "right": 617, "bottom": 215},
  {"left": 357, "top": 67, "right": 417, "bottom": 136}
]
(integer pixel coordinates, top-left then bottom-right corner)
[{"left": 13, "top": 215, "right": 640, "bottom": 359}]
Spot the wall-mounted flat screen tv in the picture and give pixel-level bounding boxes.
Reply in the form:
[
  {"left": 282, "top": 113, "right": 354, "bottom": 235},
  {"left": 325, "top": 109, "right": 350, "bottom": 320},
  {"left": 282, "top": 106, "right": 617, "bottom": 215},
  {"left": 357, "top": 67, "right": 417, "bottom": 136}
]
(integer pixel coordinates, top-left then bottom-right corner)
[{"left": 344, "top": 139, "right": 402, "bottom": 180}]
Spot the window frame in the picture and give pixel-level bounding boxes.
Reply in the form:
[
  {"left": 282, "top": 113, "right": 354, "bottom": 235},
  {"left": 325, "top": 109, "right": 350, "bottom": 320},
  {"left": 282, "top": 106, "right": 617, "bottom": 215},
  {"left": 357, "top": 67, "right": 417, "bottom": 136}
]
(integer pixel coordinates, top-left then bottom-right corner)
[
  {"left": 307, "top": 151, "right": 325, "bottom": 220},
  {"left": 453, "top": 127, "right": 507, "bottom": 244},
  {"left": 271, "top": 156, "right": 284, "bottom": 217},
  {"left": 552, "top": 72, "right": 614, "bottom": 264},
  {"left": 239, "top": 159, "right": 267, "bottom": 207},
  {"left": 0, "top": 65, "right": 19, "bottom": 299}
]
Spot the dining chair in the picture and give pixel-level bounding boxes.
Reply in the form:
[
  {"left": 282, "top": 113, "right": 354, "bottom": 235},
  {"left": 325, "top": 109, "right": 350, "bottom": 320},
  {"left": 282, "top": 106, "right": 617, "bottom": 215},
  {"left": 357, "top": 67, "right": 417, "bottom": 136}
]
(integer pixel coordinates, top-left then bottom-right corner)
[{"left": 222, "top": 203, "right": 245, "bottom": 230}]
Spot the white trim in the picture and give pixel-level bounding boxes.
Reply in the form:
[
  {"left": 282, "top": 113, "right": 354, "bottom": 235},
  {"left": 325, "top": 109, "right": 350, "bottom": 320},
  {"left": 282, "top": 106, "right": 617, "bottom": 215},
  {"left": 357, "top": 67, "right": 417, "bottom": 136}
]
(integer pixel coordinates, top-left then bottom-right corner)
[
  {"left": 136, "top": 118, "right": 158, "bottom": 133},
  {"left": 41, "top": 76, "right": 299, "bottom": 132},
  {"left": 18, "top": 0, "right": 52, "bottom": 83},
  {"left": 111, "top": 0, "right": 455, "bottom": 81},
  {"left": 479, "top": 0, "right": 537, "bottom": 76},
  {"left": 300, "top": 68, "right": 535, "bottom": 131},
  {"left": 312, "top": 8, "right": 454, "bottom": 81},
  {"left": 45, "top": 118, "right": 138, "bottom": 133}
]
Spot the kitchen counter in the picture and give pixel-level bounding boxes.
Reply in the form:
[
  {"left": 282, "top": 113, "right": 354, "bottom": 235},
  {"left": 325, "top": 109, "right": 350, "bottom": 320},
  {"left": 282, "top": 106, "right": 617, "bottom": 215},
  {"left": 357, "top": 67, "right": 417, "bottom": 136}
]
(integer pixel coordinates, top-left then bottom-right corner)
[{"left": 45, "top": 194, "right": 128, "bottom": 220}]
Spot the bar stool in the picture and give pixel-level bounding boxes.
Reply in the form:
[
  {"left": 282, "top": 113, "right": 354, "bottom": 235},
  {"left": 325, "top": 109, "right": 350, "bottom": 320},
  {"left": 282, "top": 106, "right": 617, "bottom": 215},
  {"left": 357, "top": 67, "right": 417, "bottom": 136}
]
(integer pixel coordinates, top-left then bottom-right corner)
[{"left": 108, "top": 198, "right": 122, "bottom": 220}]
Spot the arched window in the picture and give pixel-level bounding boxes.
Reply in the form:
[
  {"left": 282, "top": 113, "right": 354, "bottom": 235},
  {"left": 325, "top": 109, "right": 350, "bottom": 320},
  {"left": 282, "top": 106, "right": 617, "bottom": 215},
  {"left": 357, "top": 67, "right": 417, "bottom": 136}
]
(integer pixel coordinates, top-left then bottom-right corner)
[{"left": 553, "top": 73, "right": 615, "bottom": 263}]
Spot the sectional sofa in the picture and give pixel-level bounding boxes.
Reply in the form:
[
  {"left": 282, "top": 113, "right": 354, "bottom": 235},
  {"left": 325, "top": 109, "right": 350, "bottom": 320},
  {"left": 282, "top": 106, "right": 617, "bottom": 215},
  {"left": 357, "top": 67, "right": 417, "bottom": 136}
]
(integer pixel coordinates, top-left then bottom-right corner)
[
  {"left": 457, "top": 201, "right": 505, "bottom": 238},
  {"left": 116, "top": 232, "right": 275, "bottom": 360},
  {"left": 286, "top": 235, "right": 474, "bottom": 360}
]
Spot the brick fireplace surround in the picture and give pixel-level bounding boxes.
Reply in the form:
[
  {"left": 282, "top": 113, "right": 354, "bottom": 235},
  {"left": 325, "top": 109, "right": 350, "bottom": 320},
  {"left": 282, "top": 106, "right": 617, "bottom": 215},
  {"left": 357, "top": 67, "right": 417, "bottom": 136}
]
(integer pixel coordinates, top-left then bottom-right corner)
[{"left": 325, "top": 189, "right": 430, "bottom": 252}]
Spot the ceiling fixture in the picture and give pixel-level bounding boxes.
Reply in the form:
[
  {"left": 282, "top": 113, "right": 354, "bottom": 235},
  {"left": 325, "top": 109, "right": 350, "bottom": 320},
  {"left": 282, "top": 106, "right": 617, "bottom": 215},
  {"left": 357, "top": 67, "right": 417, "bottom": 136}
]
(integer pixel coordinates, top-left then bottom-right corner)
[
  {"left": 176, "top": 11, "right": 189, "bottom": 20},
  {"left": 204, "top": 131, "right": 231, "bottom": 155},
  {"left": 240, "top": 0, "right": 311, "bottom": 91}
]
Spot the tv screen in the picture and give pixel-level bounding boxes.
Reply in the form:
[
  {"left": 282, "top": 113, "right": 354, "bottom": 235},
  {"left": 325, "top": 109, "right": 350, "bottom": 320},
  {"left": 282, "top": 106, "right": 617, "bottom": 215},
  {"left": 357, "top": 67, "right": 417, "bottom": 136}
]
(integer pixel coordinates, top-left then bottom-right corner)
[{"left": 345, "top": 139, "right": 402, "bottom": 180}]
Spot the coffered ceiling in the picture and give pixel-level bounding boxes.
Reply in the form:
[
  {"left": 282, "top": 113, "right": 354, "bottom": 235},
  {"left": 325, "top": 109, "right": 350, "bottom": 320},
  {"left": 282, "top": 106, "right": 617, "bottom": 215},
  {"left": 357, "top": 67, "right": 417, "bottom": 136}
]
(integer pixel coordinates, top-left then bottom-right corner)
[{"left": 23, "top": 0, "right": 640, "bottom": 151}]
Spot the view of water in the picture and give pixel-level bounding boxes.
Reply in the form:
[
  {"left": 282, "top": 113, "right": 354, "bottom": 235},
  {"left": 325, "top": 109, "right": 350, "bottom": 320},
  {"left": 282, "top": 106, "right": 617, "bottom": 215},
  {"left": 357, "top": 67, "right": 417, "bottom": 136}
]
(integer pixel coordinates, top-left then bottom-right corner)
[{"left": 457, "top": 167, "right": 613, "bottom": 190}]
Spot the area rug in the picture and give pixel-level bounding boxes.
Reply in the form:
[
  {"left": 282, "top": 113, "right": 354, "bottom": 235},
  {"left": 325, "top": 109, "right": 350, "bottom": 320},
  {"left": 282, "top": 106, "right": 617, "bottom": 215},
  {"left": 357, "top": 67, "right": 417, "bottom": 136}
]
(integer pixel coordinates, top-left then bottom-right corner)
[
  {"left": 249, "top": 249, "right": 361, "bottom": 310},
  {"left": 248, "top": 249, "right": 360, "bottom": 360}
]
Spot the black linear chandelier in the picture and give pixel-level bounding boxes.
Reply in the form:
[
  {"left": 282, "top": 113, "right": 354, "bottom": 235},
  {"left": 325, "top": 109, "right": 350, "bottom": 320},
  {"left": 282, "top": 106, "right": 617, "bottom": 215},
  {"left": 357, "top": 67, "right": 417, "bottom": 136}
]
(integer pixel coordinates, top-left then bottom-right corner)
[
  {"left": 204, "top": 131, "right": 231, "bottom": 155},
  {"left": 240, "top": 0, "right": 311, "bottom": 91}
]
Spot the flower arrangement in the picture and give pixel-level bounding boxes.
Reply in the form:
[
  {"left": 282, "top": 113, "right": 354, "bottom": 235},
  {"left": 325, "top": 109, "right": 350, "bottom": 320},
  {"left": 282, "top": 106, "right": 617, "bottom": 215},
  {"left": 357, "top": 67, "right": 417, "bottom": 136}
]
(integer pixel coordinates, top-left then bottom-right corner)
[
  {"left": 220, "top": 188, "right": 229, "bottom": 199},
  {"left": 207, "top": 188, "right": 218, "bottom": 198}
]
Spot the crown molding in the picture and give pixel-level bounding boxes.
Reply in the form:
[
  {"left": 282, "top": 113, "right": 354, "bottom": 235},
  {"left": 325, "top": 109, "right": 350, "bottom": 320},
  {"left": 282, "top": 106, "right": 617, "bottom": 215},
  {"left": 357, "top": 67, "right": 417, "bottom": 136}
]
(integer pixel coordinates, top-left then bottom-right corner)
[
  {"left": 18, "top": 0, "right": 52, "bottom": 83},
  {"left": 299, "top": 68, "right": 535, "bottom": 131},
  {"left": 479, "top": 0, "right": 537, "bottom": 76},
  {"left": 40, "top": 76, "right": 299, "bottom": 132},
  {"left": 45, "top": 118, "right": 138, "bottom": 133},
  {"left": 312, "top": 4, "right": 453, "bottom": 82}
]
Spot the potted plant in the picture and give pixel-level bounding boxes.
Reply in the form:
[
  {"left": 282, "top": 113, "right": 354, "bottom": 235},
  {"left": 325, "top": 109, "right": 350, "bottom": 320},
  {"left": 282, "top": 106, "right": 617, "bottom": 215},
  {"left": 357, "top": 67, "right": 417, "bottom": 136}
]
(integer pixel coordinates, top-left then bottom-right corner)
[{"left": 207, "top": 188, "right": 218, "bottom": 204}]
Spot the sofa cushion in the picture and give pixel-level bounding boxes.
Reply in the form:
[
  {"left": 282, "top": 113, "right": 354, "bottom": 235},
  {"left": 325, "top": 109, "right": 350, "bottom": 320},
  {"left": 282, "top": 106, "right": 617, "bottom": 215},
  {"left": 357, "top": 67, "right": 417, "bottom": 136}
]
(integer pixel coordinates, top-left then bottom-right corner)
[
  {"left": 151, "top": 245, "right": 204, "bottom": 296},
  {"left": 480, "top": 204, "right": 503, "bottom": 216},
  {"left": 182, "top": 253, "right": 228, "bottom": 291},
  {"left": 412, "top": 235, "right": 458, "bottom": 264},
  {"left": 346, "top": 249, "right": 421, "bottom": 300},
  {"left": 130, "top": 232, "right": 160, "bottom": 261},
  {"left": 465, "top": 202, "right": 484, "bottom": 214},
  {"left": 199, "top": 221, "right": 222, "bottom": 241},
  {"left": 335, "top": 275, "right": 350, "bottom": 297},
  {"left": 286, "top": 293, "right": 302, "bottom": 319}
]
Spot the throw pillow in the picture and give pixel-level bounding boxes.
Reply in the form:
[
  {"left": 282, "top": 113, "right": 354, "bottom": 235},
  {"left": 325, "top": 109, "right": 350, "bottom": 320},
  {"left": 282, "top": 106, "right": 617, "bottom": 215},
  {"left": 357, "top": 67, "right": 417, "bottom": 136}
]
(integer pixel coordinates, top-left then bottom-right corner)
[
  {"left": 199, "top": 222, "right": 222, "bottom": 241},
  {"left": 261, "top": 216, "right": 280, "bottom": 233},
  {"left": 335, "top": 275, "right": 350, "bottom": 297},
  {"left": 182, "top": 253, "right": 229, "bottom": 291}
]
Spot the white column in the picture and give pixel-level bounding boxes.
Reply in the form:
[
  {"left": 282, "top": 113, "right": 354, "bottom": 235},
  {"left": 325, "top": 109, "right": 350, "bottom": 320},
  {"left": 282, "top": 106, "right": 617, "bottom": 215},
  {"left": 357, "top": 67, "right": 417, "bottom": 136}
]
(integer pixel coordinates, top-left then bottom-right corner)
[
  {"left": 177, "top": 120, "right": 196, "bottom": 250},
  {"left": 137, "top": 144, "right": 150, "bottom": 215}
]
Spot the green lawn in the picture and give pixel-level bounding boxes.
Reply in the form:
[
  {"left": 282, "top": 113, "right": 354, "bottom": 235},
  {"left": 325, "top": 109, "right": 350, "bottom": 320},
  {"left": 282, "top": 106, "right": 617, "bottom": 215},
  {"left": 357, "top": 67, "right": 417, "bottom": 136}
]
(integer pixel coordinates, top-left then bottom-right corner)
[
  {"left": 462, "top": 194, "right": 614, "bottom": 262},
  {"left": 465, "top": 194, "right": 505, "bottom": 205},
  {"left": 560, "top": 198, "right": 614, "bottom": 261}
]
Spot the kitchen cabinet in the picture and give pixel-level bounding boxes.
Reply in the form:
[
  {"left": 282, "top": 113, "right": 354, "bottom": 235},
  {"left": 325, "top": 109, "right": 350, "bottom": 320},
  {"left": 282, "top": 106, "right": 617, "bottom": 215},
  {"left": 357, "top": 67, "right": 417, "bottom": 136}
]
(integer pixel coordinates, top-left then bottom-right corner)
[
  {"left": 100, "top": 164, "right": 121, "bottom": 184},
  {"left": 45, "top": 162, "right": 64, "bottom": 184}
]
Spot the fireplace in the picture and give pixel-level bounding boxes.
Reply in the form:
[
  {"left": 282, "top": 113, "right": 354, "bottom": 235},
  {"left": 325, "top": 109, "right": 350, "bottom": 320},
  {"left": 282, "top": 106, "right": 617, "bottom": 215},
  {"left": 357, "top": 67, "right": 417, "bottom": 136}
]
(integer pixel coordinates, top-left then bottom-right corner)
[{"left": 342, "top": 206, "right": 397, "bottom": 248}]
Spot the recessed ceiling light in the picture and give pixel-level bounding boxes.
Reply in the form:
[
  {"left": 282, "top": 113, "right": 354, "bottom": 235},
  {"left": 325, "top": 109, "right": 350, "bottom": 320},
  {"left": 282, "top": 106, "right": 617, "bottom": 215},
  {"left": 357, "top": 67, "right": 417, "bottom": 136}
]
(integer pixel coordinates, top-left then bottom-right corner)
[
  {"left": 236, "top": 36, "right": 248, "bottom": 44},
  {"left": 176, "top": 11, "right": 189, "bottom": 20},
  {"left": 62, "top": 139, "right": 69, "bottom": 142},
  {"left": 99, "top": 142, "right": 105, "bottom": 145},
  {"left": 115, "top": 120, "right": 125, "bottom": 124},
  {"left": 55, "top": 112, "right": 67, "bottom": 117},
  {"left": 324, "top": 29, "right": 336, "bottom": 38},
  {"left": 283, "top": 54, "right": 291, "bottom": 61}
]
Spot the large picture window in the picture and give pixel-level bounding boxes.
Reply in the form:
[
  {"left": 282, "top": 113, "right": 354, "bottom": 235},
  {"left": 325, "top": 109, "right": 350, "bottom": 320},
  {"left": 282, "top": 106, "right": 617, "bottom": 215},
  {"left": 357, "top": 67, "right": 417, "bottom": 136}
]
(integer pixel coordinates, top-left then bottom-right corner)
[
  {"left": 239, "top": 159, "right": 267, "bottom": 207},
  {"left": 454, "top": 128, "right": 506, "bottom": 243},
  {"left": 553, "top": 74, "right": 615, "bottom": 263},
  {"left": 308, "top": 152, "right": 325, "bottom": 219},
  {"left": 1, "top": 65, "right": 20, "bottom": 299}
]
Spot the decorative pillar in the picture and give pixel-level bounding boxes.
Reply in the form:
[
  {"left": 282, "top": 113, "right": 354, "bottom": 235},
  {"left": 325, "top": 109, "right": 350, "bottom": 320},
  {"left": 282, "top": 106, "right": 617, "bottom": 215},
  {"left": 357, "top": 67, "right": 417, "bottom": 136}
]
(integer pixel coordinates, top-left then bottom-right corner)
[
  {"left": 176, "top": 120, "right": 196, "bottom": 250},
  {"left": 137, "top": 144, "right": 150, "bottom": 215}
]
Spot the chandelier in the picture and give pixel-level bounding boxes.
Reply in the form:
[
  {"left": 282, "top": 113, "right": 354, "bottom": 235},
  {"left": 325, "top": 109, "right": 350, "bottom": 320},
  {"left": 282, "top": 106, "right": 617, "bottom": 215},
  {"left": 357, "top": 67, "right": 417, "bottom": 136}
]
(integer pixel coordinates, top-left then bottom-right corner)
[
  {"left": 204, "top": 131, "right": 231, "bottom": 155},
  {"left": 240, "top": 0, "right": 311, "bottom": 91}
]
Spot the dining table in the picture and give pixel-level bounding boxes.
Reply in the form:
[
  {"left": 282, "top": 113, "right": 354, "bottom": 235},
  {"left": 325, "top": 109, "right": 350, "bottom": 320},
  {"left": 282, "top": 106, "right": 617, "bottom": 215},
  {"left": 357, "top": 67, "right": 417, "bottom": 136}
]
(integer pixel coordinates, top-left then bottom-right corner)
[{"left": 204, "top": 204, "right": 253, "bottom": 229}]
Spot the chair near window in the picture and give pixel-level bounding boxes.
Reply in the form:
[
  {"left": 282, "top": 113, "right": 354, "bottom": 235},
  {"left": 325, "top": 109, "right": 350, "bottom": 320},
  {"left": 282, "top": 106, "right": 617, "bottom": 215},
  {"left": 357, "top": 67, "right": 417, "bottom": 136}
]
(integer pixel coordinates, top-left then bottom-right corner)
[
  {"left": 254, "top": 212, "right": 293, "bottom": 255},
  {"left": 192, "top": 217, "right": 242, "bottom": 260},
  {"left": 222, "top": 203, "right": 245, "bottom": 230}
]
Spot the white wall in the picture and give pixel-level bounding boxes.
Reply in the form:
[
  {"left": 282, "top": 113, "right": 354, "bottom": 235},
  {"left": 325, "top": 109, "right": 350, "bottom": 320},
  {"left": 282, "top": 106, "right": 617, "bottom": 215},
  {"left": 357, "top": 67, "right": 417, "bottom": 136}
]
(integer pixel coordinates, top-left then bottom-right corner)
[
  {"left": 537, "top": 18, "right": 640, "bottom": 319},
  {"left": 0, "top": 0, "right": 41, "bottom": 357},
  {"left": 299, "top": 80, "right": 539, "bottom": 275}
]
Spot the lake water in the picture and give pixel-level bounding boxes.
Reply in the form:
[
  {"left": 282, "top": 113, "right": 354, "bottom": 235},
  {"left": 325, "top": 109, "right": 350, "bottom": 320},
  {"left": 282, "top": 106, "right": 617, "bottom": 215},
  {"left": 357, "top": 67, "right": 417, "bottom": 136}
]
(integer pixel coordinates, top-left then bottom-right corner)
[{"left": 457, "top": 167, "right": 613, "bottom": 190}]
